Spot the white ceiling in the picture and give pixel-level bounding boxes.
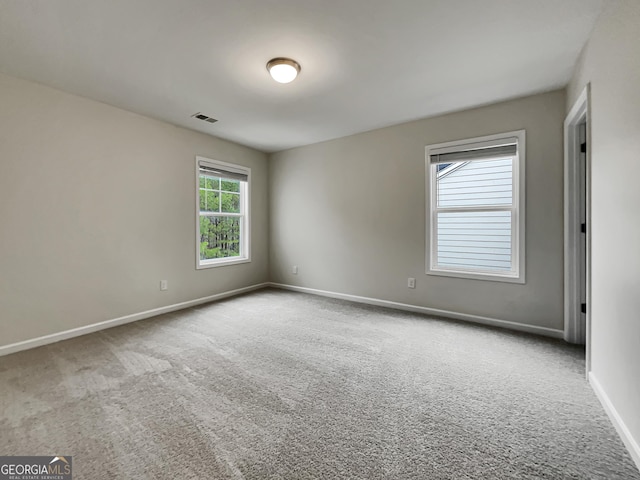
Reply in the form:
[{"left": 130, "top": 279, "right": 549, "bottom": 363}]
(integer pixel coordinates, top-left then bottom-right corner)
[{"left": 0, "top": 0, "right": 603, "bottom": 152}]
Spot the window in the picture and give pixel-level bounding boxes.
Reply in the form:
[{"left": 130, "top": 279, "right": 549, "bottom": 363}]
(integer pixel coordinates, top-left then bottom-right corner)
[
  {"left": 425, "top": 130, "right": 525, "bottom": 283},
  {"left": 196, "top": 156, "right": 250, "bottom": 268}
]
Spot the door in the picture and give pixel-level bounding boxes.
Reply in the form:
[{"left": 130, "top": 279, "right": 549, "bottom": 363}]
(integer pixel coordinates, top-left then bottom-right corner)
[
  {"left": 578, "top": 122, "right": 587, "bottom": 338},
  {"left": 564, "top": 86, "right": 590, "bottom": 352}
]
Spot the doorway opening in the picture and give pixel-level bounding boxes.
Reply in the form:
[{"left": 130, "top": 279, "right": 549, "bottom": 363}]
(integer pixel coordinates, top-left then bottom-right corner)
[{"left": 564, "top": 85, "right": 591, "bottom": 372}]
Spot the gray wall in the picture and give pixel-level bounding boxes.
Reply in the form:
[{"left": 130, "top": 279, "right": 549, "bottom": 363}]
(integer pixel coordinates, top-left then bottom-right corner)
[
  {"left": 0, "top": 73, "right": 269, "bottom": 347},
  {"left": 567, "top": 0, "right": 640, "bottom": 462},
  {"left": 269, "top": 90, "right": 565, "bottom": 330}
]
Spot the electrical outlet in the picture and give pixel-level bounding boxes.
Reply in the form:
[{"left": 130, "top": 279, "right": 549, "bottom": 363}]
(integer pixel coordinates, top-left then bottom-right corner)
[
  {"left": 160, "top": 280, "right": 168, "bottom": 291},
  {"left": 292, "top": 265, "right": 298, "bottom": 275},
  {"left": 408, "top": 277, "right": 416, "bottom": 289}
]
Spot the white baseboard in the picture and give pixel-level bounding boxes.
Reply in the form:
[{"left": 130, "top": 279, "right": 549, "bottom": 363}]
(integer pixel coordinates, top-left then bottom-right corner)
[
  {"left": 589, "top": 372, "right": 640, "bottom": 472},
  {"left": 0, "top": 282, "right": 270, "bottom": 357},
  {"left": 269, "top": 282, "right": 564, "bottom": 339},
  {"left": 0, "top": 280, "right": 565, "bottom": 356}
]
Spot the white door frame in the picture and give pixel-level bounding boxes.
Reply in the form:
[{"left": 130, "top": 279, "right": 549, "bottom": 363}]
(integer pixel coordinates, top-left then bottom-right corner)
[{"left": 564, "top": 85, "right": 591, "bottom": 370}]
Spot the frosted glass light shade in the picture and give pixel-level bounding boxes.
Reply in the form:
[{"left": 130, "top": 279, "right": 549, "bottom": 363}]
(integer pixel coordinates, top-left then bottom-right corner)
[{"left": 267, "top": 58, "right": 301, "bottom": 84}]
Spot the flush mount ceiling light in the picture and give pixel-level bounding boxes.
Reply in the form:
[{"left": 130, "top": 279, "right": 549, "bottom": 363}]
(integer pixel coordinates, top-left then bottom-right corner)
[{"left": 266, "top": 57, "right": 301, "bottom": 84}]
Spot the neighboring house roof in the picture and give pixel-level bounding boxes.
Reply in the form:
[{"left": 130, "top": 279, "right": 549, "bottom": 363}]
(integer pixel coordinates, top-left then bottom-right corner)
[{"left": 436, "top": 162, "right": 468, "bottom": 179}]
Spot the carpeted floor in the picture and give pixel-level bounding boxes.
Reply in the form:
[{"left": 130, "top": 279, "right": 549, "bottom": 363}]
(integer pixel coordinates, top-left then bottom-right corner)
[{"left": 1, "top": 288, "right": 639, "bottom": 479}]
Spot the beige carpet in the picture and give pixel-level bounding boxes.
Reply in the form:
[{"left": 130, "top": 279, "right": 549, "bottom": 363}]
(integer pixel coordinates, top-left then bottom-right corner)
[{"left": 1, "top": 288, "right": 638, "bottom": 479}]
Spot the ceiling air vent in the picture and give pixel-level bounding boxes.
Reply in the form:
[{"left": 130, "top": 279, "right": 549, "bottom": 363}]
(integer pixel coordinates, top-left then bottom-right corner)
[{"left": 191, "top": 112, "right": 218, "bottom": 124}]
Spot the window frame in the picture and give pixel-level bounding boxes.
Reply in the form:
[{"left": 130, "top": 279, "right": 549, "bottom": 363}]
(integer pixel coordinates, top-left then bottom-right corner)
[
  {"left": 425, "top": 130, "right": 526, "bottom": 283},
  {"left": 195, "top": 156, "right": 251, "bottom": 269}
]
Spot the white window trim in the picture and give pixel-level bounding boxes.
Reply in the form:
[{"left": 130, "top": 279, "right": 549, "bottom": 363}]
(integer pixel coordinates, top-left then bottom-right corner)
[
  {"left": 425, "top": 130, "right": 526, "bottom": 284},
  {"left": 195, "top": 156, "right": 251, "bottom": 269}
]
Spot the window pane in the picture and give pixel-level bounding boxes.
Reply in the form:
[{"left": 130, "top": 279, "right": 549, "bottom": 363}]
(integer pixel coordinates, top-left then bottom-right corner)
[
  {"left": 199, "top": 216, "right": 241, "bottom": 260},
  {"left": 204, "top": 176, "right": 220, "bottom": 190},
  {"left": 199, "top": 190, "right": 219, "bottom": 212},
  {"left": 221, "top": 178, "right": 240, "bottom": 193},
  {"left": 220, "top": 192, "right": 240, "bottom": 213},
  {"left": 436, "top": 211, "right": 512, "bottom": 272},
  {"left": 437, "top": 158, "right": 513, "bottom": 207}
]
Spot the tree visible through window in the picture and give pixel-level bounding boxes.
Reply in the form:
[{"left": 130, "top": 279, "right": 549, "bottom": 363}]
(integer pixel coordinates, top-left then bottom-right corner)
[{"left": 196, "top": 157, "right": 250, "bottom": 268}]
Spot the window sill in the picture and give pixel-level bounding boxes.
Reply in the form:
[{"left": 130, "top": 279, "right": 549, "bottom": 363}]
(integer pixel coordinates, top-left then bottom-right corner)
[
  {"left": 427, "top": 268, "right": 525, "bottom": 284},
  {"left": 197, "top": 257, "right": 251, "bottom": 270}
]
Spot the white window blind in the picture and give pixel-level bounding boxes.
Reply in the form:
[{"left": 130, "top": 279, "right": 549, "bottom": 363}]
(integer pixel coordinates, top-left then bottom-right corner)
[
  {"left": 426, "top": 131, "right": 525, "bottom": 283},
  {"left": 198, "top": 163, "right": 249, "bottom": 183}
]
